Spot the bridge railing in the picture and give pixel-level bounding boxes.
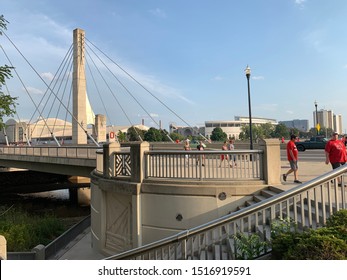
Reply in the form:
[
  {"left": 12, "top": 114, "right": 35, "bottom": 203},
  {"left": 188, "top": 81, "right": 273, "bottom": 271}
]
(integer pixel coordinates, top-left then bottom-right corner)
[
  {"left": 144, "top": 150, "right": 263, "bottom": 180},
  {"left": 97, "top": 139, "right": 280, "bottom": 184},
  {"left": 0, "top": 145, "right": 98, "bottom": 159},
  {"left": 105, "top": 165, "right": 347, "bottom": 260}
]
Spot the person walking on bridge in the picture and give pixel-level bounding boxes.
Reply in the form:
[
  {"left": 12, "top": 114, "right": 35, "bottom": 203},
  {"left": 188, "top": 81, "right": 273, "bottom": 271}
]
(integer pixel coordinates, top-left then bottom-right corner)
[
  {"left": 283, "top": 134, "right": 302, "bottom": 184},
  {"left": 325, "top": 132, "right": 347, "bottom": 185}
]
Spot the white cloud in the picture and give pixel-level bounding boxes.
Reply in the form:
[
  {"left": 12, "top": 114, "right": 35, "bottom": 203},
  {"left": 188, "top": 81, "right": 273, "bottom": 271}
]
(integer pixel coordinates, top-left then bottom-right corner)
[
  {"left": 23, "top": 86, "right": 44, "bottom": 95},
  {"left": 149, "top": 8, "right": 167, "bottom": 19},
  {"left": 252, "top": 76, "right": 264, "bottom": 80},
  {"left": 212, "top": 76, "right": 223, "bottom": 81},
  {"left": 304, "top": 29, "right": 327, "bottom": 53},
  {"left": 295, "top": 0, "right": 306, "bottom": 8},
  {"left": 150, "top": 113, "right": 159, "bottom": 118},
  {"left": 41, "top": 72, "right": 54, "bottom": 81}
]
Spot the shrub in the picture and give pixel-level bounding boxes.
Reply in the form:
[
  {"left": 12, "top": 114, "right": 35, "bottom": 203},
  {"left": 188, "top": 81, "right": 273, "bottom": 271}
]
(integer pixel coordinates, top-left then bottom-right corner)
[
  {"left": 326, "top": 209, "right": 347, "bottom": 228},
  {"left": 271, "top": 210, "right": 347, "bottom": 260},
  {"left": 233, "top": 232, "right": 268, "bottom": 260},
  {"left": 284, "top": 230, "right": 347, "bottom": 260}
]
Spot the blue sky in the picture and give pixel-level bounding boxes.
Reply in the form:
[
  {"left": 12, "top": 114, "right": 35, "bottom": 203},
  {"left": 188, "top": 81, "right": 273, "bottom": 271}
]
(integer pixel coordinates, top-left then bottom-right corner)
[{"left": 1, "top": 0, "right": 347, "bottom": 132}]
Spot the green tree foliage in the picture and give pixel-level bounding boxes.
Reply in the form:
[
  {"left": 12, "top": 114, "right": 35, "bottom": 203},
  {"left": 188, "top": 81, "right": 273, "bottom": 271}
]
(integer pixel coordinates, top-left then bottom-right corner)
[
  {"left": 144, "top": 127, "right": 163, "bottom": 142},
  {"left": 117, "top": 130, "right": 127, "bottom": 142},
  {"left": 273, "top": 123, "right": 290, "bottom": 139},
  {"left": 210, "top": 127, "right": 227, "bottom": 141},
  {"left": 169, "top": 132, "right": 184, "bottom": 142},
  {"left": 0, "top": 15, "right": 18, "bottom": 130},
  {"left": 127, "top": 126, "right": 145, "bottom": 141}
]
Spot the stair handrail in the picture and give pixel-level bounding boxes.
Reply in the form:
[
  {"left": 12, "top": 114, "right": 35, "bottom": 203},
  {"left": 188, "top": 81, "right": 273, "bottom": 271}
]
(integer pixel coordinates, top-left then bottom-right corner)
[{"left": 105, "top": 164, "right": 347, "bottom": 260}]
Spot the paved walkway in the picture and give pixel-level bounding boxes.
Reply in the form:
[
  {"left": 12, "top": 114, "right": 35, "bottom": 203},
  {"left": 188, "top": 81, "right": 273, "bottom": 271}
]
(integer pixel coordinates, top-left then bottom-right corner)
[{"left": 57, "top": 160, "right": 333, "bottom": 260}]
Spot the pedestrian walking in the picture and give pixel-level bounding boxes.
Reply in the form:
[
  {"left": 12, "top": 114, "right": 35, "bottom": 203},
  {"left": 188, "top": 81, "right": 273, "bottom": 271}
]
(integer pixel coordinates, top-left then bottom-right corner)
[
  {"left": 183, "top": 139, "right": 191, "bottom": 165},
  {"left": 196, "top": 140, "right": 206, "bottom": 166},
  {"left": 283, "top": 134, "right": 302, "bottom": 184},
  {"left": 227, "top": 138, "right": 237, "bottom": 167},
  {"left": 325, "top": 132, "right": 347, "bottom": 185},
  {"left": 219, "top": 141, "right": 231, "bottom": 167}
]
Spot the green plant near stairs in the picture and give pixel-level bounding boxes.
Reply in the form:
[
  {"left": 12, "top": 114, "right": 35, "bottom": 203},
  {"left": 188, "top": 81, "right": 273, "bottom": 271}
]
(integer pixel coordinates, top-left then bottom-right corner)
[{"left": 233, "top": 232, "right": 268, "bottom": 260}]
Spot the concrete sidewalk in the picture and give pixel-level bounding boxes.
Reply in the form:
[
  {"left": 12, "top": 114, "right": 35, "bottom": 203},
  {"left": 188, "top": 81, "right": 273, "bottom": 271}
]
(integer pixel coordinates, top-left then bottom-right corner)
[
  {"left": 279, "top": 160, "right": 331, "bottom": 190},
  {"left": 56, "top": 160, "right": 333, "bottom": 260}
]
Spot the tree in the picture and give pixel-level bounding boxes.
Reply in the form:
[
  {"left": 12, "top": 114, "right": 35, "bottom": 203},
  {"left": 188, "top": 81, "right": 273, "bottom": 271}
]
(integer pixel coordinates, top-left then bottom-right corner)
[
  {"left": 0, "top": 15, "right": 18, "bottom": 130},
  {"left": 210, "top": 127, "right": 227, "bottom": 142},
  {"left": 273, "top": 123, "right": 290, "bottom": 139},
  {"left": 127, "top": 126, "right": 145, "bottom": 141},
  {"left": 169, "top": 132, "right": 184, "bottom": 142},
  {"left": 144, "top": 127, "right": 162, "bottom": 142},
  {"left": 117, "top": 131, "right": 127, "bottom": 142}
]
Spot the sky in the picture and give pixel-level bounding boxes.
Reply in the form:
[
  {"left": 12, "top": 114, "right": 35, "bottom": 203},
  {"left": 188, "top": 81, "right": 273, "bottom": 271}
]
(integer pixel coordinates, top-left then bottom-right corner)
[{"left": 1, "top": 0, "right": 347, "bottom": 132}]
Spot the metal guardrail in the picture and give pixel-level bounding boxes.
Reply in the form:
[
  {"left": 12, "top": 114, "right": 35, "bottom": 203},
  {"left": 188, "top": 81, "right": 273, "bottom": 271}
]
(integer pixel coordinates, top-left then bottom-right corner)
[{"left": 105, "top": 165, "right": 347, "bottom": 260}]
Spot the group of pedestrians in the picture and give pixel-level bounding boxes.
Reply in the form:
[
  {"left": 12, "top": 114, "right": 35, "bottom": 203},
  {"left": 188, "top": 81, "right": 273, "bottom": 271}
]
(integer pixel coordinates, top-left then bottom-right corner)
[
  {"left": 219, "top": 138, "right": 237, "bottom": 167},
  {"left": 183, "top": 138, "right": 237, "bottom": 167},
  {"left": 283, "top": 132, "right": 347, "bottom": 185}
]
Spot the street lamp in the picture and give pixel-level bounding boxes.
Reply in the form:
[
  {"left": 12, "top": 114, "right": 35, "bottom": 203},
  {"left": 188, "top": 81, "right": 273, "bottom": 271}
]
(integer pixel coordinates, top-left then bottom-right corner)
[
  {"left": 245, "top": 65, "right": 253, "bottom": 150},
  {"left": 314, "top": 100, "right": 318, "bottom": 135}
]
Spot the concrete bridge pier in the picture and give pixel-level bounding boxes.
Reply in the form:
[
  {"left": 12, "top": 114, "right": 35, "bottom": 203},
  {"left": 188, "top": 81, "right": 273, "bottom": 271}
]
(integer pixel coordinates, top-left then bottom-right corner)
[{"left": 68, "top": 176, "right": 91, "bottom": 206}]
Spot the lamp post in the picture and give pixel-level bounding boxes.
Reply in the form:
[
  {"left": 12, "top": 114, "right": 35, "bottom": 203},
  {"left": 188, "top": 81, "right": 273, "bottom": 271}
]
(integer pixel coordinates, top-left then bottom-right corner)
[
  {"left": 314, "top": 100, "right": 318, "bottom": 135},
  {"left": 245, "top": 65, "right": 253, "bottom": 150}
]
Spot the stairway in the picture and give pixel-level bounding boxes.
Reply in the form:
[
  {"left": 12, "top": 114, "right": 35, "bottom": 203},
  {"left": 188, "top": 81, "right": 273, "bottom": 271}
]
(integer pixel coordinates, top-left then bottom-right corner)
[{"left": 237, "top": 186, "right": 284, "bottom": 210}]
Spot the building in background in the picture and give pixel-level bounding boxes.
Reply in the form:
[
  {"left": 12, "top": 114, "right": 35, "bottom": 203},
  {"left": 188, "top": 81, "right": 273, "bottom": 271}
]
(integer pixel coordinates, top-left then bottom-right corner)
[
  {"left": 313, "top": 109, "right": 343, "bottom": 135},
  {"left": 205, "top": 116, "right": 277, "bottom": 140},
  {"left": 279, "top": 119, "right": 309, "bottom": 132},
  {"left": 169, "top": 123, "right": 204, "bottom": 138}
]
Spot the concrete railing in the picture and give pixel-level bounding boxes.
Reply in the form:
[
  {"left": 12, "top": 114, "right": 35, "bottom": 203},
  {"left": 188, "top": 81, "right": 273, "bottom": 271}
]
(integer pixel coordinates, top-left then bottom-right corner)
[
  {"left": 99, "top": 139, "right": 281, "bottom": 185},
  {"left": 0, "top": 145, "right": 98, "bottom": 159}
]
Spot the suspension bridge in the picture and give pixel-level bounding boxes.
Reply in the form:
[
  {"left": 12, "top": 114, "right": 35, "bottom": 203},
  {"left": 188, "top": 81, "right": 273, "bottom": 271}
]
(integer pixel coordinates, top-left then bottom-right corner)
[
  {"left": 1, "top": 28, "right": 346, "bottom": 261},
  {"left": 1, "top": 28, "right": 202, "bottom": 147}
]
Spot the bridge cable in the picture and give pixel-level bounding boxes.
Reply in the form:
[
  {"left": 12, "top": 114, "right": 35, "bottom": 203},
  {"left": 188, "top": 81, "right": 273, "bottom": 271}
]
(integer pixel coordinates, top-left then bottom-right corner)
[
  {"left": 0, "top": 44, "right": 61, "bottom": 146},
  {"left": 84, "top": 52, "right": 119, "bottom": 142},
  {"left": 84, "top": 45, "right": 143, "bottom": 141},
  {"left": 29, "top": 45, "right": 74, "bottom": 142},
  {"left": 3, "top": 82, "right": 31, "bottom": 145},
  {"left": 85, "top": 38, "right": 205, "bottom": 142},
  {"left": 85, "top": 40, "right": 174, "bottom": 142},
  {"left": 2, "top": 31, "right": 100, "bottom": 146}
]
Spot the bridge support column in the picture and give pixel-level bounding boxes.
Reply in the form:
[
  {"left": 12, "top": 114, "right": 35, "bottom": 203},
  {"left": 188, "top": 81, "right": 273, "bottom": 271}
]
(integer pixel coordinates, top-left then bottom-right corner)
[
  {"left": 68, "top": 176, "right": 91, "bottom": 205},
  {"left": 259, "top": 138, "right": 281, "bottom": 185}
]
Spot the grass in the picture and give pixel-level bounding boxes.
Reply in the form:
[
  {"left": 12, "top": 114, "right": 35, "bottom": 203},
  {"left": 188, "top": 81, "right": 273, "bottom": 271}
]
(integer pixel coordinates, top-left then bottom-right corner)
[{"left": 0, "top": 205, "right": 68, "bottom": 251}]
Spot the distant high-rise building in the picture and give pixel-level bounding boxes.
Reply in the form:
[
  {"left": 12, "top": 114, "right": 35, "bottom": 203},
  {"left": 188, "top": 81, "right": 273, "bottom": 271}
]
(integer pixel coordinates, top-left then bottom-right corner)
[
  {"left": 313, "top": 109, "right": 342, "bottom": 134},
  {"left": 279, "top": 119, "right": 309, "bottom": 132}
]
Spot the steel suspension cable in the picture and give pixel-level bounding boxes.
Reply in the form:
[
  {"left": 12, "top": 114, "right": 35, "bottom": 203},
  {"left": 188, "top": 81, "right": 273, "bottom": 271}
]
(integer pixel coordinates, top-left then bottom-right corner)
[
  {"left": 86, "top": 38, "right": 205, "bottom": 141},
  {"left": 84, "top": 46, "right": 142, "bottom": 141},
  {"left": 3, "top": 31, "right": 100, "bottom": 146}
]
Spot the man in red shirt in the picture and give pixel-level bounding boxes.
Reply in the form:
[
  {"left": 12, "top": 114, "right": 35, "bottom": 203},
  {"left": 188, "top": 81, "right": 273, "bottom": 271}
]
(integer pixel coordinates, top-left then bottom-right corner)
[
  {"left": 325, "top": 132, "right": 347, "bottom": 185},
  {"left": 283, "top": 134, "right": 302, "bottom": 184}
]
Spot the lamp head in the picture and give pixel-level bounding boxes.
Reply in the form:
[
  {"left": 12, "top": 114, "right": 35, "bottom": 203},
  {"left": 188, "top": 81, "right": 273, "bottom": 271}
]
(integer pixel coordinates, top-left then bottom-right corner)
[{"left": 245, "top": 65, "right": 251, "bottom": 77}]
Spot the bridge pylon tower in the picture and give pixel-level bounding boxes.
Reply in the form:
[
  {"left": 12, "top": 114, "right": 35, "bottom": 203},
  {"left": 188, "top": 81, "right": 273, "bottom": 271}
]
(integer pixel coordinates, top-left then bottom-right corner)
[{"left": 72, "top": 28, "right": 87, "bottom": 145}]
